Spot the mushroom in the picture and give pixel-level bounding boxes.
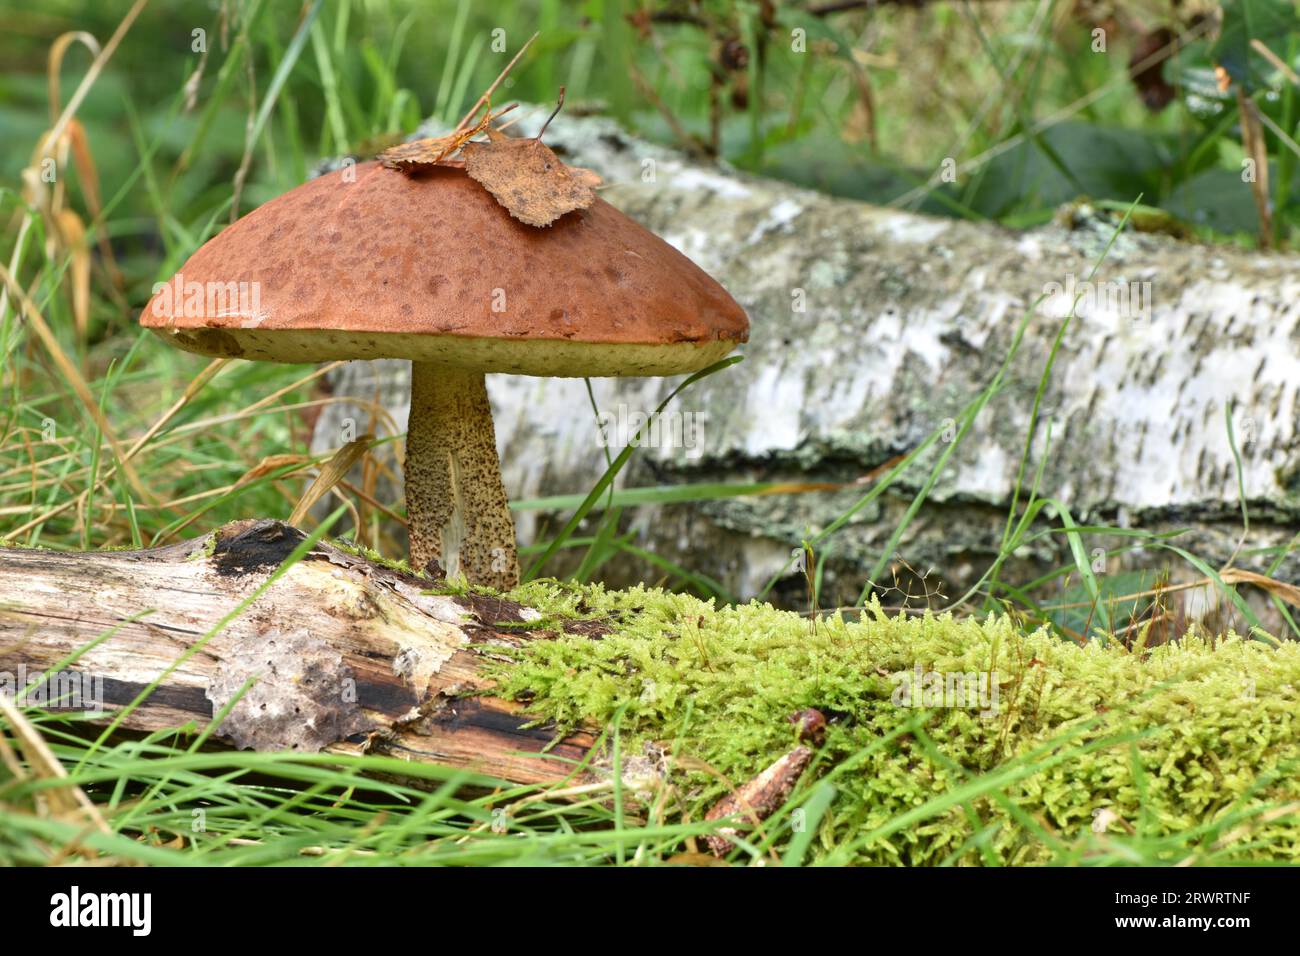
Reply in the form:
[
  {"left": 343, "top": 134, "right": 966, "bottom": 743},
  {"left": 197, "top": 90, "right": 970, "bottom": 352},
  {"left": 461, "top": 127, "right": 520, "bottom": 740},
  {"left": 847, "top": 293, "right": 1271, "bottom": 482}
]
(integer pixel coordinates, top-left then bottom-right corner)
[{"left": 140, "top": 162, "right": 748, "bottom": 590}]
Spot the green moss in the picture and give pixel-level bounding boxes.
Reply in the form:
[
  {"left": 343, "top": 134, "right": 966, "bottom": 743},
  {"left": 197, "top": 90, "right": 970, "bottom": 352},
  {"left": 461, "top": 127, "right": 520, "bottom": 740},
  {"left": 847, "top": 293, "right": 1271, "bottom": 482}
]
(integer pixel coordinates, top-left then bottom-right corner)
[
  {"left": 493, "top": 583, "right": 1300, "bottom": 864},
  {"left": 328, "top": 538, "right": 420, "bottom": 576},
  {"left": 186, "top": 532, "right": 219, "bottom": 561}
]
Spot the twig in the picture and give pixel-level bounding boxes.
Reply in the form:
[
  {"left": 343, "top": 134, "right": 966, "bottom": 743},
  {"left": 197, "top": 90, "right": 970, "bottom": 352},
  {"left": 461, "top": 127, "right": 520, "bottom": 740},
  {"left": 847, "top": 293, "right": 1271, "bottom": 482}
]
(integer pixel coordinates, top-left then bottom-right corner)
[
  {"left": 628, "top": 60, "right": 712, "bottom": 158},
  {"left": 537, "top": 87, "right": 565, "bottom": 139},
  {"left": 452, "top": 32, "right": 538, "bottom": 135},
  {"left": 1251, "top": 38, "right": 1300, "bottom": 86}
]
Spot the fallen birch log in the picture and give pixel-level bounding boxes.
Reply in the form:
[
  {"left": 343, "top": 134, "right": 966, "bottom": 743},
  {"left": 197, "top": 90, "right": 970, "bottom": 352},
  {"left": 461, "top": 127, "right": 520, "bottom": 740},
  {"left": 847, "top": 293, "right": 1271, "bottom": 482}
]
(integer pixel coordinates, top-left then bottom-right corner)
[
  {"left": 0, "top": 520, "right": 607, "bottom": 789},
  {"left": 311, "top": 108, "right": 1300, "bottom": 628}
]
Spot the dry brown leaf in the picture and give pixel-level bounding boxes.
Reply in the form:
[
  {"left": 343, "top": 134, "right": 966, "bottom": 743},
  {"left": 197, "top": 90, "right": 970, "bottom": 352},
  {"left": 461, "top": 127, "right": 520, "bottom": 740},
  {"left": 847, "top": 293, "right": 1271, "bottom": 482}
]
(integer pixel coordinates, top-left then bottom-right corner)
[
  {"left": 568, "top": 166, "right": 604, "bottom": 190},
  {"left": 235, "top": 454, "right": 310, "bottom": 486},
  {"left": 1218, "top": 568, "right": 1300, "bottom": 608},
  {"left": 378, "top": 105, "right": 514, "bottom": 171},
  {"left": 461, "top": 137, "right": 596, "bottom": 227},
  {"left": 378, "top": 133, "right": 465, "bottom": 170},
  {"left": 289, "top": 436, "right": 373, "bottom": 527},
  {"left": 56, "top": 208, "right": 90, "bottom": 338}
]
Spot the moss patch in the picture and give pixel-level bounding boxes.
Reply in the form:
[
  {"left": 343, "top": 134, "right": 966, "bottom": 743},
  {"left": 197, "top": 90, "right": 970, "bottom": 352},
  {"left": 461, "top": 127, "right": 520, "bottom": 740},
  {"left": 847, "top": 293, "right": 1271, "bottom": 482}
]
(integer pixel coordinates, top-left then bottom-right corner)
[
  {"left": 329, "top": 537, "right": 420, "bottom": 576},
  {"left": 492, "top": 582, "right": 1300, "bottom": 864}
]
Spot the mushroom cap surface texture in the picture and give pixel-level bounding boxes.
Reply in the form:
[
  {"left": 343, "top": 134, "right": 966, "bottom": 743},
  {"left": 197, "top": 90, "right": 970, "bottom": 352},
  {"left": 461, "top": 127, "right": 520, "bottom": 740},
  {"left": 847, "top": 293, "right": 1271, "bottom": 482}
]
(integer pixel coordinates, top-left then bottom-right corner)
[{"left": 140, "top": 161, "right": 749, "bottom": 377}]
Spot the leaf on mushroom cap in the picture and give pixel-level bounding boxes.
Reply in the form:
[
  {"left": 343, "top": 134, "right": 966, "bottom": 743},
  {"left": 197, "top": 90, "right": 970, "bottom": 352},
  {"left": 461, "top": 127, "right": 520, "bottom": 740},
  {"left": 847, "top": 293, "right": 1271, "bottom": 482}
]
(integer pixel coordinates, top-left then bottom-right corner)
[
  {"left": 376, "top": 105, "right": 509, "bottom": 171},
  {"left": 377, "top": 134, "right": 465, "bottom": 170},
  {"left": 567, "top": 164, "right": 603, "bottom": 190},
  {"left": 139, "top": 158, "right": 747, "bottom": 375},
  {"left": 460, "top": 136, "right": 598, "bottom": 227}
]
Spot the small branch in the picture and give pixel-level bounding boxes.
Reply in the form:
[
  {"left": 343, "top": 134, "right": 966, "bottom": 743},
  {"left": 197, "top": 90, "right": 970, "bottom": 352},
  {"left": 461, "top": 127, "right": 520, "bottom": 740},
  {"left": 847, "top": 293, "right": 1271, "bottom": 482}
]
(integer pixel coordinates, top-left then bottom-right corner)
[
  {"left": 628, "top": 61, "right": 713, "bottom": 158},
  {"left": 537, "top": 86, "right": 565, "bottom": 140},
  {"left": 452, "top": 32, "right": 539, "bottom": 135}
]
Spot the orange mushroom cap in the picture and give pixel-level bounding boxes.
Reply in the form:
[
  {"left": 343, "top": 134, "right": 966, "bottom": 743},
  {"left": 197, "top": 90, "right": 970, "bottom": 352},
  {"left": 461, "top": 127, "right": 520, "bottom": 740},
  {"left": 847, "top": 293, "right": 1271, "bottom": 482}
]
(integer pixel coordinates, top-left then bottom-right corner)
[{"left": 141, "top": 162, "right": 749, "bottom": 377}]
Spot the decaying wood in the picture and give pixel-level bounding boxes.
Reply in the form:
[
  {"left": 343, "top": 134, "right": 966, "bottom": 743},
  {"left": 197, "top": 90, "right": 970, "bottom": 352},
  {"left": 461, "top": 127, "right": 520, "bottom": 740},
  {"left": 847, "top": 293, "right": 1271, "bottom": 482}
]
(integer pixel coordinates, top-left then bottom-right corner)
[
  {"left": 703, "top": 745, "right": 812, "bottom": 856},
  {"left": 0, "top": 519, "right": 610, "bottom": 789}
]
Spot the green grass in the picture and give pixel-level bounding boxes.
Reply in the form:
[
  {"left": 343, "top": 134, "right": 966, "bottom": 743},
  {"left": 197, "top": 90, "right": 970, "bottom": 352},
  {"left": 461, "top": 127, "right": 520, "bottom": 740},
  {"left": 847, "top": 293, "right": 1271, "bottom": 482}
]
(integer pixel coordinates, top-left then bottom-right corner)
[
  {"left": 3, "top": 0, "right": 1300, "bottom": 865},
  {"left": 5, "top": 584, "right": 1298, "bottom": 866}
]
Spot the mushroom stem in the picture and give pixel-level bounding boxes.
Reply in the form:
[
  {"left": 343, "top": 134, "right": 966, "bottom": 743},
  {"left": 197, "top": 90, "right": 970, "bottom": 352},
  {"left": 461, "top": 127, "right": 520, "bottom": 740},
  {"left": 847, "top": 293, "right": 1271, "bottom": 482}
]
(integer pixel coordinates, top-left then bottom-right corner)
[{"left": 405, "top": 362, "right": 520, "bottom": 590}]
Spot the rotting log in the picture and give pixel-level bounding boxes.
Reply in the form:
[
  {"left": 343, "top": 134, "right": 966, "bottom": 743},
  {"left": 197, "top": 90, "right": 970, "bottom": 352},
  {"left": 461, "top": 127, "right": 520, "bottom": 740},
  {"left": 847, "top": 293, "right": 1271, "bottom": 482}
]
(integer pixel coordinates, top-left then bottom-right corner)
[{"left": 0, "top": 520, "right": 611, "bottom": 789}]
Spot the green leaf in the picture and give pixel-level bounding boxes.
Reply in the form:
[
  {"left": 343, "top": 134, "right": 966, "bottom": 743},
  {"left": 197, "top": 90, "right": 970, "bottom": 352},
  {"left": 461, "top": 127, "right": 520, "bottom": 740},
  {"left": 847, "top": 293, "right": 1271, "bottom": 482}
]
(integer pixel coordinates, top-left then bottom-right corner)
[{"left": 1210, "top": 0, "right": 1300, "bottom": 90}]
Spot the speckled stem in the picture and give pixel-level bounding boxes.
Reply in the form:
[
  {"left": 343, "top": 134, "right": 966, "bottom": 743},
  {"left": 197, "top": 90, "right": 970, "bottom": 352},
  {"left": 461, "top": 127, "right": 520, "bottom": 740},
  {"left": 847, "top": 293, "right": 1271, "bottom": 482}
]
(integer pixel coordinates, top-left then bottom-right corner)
[{"left": 405, "top": 362, "right": 519, "bottom": 590}]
